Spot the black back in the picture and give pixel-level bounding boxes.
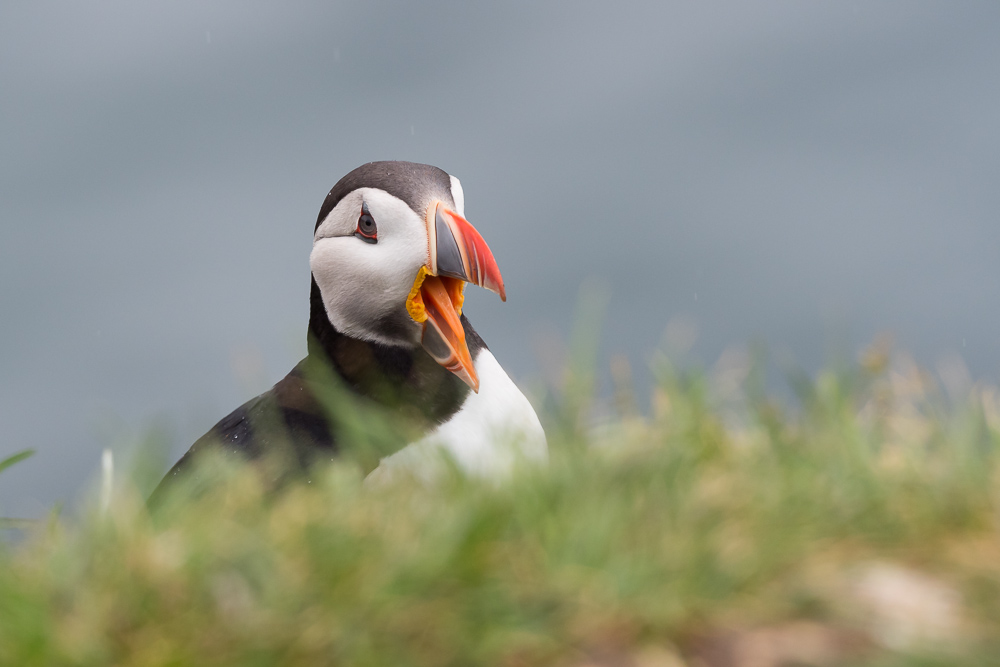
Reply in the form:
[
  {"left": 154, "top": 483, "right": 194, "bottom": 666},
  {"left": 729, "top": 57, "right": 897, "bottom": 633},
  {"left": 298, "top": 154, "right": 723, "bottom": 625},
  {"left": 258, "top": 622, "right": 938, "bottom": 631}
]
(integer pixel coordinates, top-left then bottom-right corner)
[{"left": 148, "top": 316, "right": 485, "bottom": 505}]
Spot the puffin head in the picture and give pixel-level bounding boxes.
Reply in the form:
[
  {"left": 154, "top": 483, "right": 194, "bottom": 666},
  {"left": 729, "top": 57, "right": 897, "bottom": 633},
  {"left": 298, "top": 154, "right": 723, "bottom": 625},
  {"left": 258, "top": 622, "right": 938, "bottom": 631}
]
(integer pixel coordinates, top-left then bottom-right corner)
[{"left": 310, "top": 161, "right": 505, "bottom": 393}]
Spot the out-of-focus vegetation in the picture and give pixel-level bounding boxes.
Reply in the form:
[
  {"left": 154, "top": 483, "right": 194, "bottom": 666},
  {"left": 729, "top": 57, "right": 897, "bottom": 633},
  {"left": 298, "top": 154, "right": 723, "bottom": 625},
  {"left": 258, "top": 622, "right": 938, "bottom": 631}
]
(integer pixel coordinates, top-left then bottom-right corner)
[{"left": 3, "top": 342, "right": 1000, "bottom": 666}]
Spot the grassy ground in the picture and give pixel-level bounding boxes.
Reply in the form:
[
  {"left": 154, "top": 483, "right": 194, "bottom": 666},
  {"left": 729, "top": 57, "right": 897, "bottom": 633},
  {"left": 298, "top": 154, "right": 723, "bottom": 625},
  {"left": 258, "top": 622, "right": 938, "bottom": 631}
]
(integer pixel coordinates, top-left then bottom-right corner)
[{"left": 3, "top": 343, "right": 1000, "bottom": 666}]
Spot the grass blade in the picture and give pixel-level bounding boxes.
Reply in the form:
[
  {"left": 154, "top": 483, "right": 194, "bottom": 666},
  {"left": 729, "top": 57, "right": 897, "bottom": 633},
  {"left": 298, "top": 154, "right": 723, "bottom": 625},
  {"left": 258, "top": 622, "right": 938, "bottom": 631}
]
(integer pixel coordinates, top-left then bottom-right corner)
[{"left": 0, "top": 449, "right": 34, "bottom": 476}]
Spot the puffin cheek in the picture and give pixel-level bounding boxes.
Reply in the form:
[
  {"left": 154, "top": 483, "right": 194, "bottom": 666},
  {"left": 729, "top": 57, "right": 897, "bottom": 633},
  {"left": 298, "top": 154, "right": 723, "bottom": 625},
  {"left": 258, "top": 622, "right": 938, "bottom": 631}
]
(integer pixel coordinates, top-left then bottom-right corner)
[
  {"left": 377, "top": 238, "right": 427, "bottom": 298},
  {"left": 309, "top": 240, "right": 337, "bottom": 286}
]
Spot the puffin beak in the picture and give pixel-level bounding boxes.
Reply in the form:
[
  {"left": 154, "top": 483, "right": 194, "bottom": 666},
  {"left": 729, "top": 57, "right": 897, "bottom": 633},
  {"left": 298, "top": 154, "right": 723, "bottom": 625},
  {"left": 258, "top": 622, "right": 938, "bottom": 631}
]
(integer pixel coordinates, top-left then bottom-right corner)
[
  {"left": 427, "top": 202, "right": 506, "bottom": 301},
  {"left": 405, "top": 201, "right": 506, "bottom": 393}
]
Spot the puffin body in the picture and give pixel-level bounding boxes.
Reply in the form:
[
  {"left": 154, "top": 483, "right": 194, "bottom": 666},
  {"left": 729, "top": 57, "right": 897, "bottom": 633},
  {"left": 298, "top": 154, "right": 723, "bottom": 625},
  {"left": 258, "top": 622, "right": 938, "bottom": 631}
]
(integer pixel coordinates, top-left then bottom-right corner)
[{"left": 151, "top": 162, "right": 545, "bottom": 501}]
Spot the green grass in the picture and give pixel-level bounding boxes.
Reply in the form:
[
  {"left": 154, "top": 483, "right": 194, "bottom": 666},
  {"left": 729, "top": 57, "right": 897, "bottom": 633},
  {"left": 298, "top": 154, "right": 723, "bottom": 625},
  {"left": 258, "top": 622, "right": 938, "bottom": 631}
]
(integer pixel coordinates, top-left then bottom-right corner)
[{"left": 3, "top": 345, "right": 1000, "bottom": 666}]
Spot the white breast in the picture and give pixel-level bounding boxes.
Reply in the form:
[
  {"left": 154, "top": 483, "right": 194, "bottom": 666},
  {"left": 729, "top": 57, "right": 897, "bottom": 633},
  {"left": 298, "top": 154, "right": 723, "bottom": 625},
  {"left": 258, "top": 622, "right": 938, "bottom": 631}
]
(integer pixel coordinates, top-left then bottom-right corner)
[{"left": 370, "top": 350, "right": 547, "bottom": 481}]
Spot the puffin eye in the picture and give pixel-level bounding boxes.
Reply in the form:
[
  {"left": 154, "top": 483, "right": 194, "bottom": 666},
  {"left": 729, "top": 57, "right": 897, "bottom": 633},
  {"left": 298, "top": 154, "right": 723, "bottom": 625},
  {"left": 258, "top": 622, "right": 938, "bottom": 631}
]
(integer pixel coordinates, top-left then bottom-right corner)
[{"left": 355, "top": 203, "right": 378, "bottom": 244}]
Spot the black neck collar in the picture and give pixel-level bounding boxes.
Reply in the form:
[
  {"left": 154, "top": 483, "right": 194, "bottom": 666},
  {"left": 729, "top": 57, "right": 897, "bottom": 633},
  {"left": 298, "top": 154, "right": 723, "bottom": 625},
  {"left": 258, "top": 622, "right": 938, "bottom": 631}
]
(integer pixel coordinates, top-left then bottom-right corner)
[{"left": 306, "top": 276, "right": 478, "bottom": 426}]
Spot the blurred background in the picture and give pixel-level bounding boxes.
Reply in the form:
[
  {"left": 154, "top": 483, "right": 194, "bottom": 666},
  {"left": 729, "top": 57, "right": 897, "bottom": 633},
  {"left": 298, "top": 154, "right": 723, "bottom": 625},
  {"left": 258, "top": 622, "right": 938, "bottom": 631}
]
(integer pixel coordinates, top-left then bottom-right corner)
[{"left": 2, "top": 1, "right": 998, "bottom": 517}]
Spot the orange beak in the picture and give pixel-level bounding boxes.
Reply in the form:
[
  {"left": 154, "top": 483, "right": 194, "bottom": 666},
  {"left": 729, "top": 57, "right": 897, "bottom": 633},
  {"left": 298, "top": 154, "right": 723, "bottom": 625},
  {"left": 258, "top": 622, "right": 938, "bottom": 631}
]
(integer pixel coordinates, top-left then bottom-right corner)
[{"left": 405, "top": 201, "right": 506, "bottom": 392}]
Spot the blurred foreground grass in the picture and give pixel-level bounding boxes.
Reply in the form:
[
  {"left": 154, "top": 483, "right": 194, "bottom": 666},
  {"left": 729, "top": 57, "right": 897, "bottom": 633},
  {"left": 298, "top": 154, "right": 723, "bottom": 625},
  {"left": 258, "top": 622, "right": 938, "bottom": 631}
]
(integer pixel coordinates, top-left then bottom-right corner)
[{"left": 4, "top": 344, "right": 1000, "bottom": 666}]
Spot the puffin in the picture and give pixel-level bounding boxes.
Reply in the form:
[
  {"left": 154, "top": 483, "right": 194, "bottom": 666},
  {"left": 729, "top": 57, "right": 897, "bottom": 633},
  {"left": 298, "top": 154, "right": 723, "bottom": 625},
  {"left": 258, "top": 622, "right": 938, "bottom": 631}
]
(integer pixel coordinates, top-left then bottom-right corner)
[{"left": 150, "top": 161, "right": 545, "bottom": 502}]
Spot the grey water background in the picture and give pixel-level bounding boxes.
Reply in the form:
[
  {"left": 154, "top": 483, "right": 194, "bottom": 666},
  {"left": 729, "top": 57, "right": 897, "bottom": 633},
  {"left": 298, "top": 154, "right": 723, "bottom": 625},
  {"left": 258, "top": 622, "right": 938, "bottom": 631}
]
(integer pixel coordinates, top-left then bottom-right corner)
[{"left": 2, "top": 2, "right": 999, "bottom": 517}]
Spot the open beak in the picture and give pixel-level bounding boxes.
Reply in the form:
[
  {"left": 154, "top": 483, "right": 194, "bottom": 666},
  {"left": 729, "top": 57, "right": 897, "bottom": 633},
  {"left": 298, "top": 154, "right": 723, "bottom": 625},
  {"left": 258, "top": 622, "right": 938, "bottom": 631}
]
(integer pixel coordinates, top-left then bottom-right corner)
[{"left": 405, "top": 201, "right": 505, "bottom": 392}]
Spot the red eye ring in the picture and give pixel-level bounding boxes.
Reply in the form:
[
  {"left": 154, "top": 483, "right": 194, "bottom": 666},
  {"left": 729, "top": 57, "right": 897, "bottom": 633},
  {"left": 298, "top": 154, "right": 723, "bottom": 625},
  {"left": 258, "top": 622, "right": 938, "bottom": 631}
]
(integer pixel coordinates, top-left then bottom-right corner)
[{"left": 354, "top": 202, "right": 378, "bottom": 244}]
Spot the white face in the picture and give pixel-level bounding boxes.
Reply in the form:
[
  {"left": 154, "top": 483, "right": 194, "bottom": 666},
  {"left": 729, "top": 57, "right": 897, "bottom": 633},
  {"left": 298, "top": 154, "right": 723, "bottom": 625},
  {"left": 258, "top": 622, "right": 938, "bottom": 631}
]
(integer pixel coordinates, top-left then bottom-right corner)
[{"left": 311, "top": 188, "right": 430, "bottom": 346}]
